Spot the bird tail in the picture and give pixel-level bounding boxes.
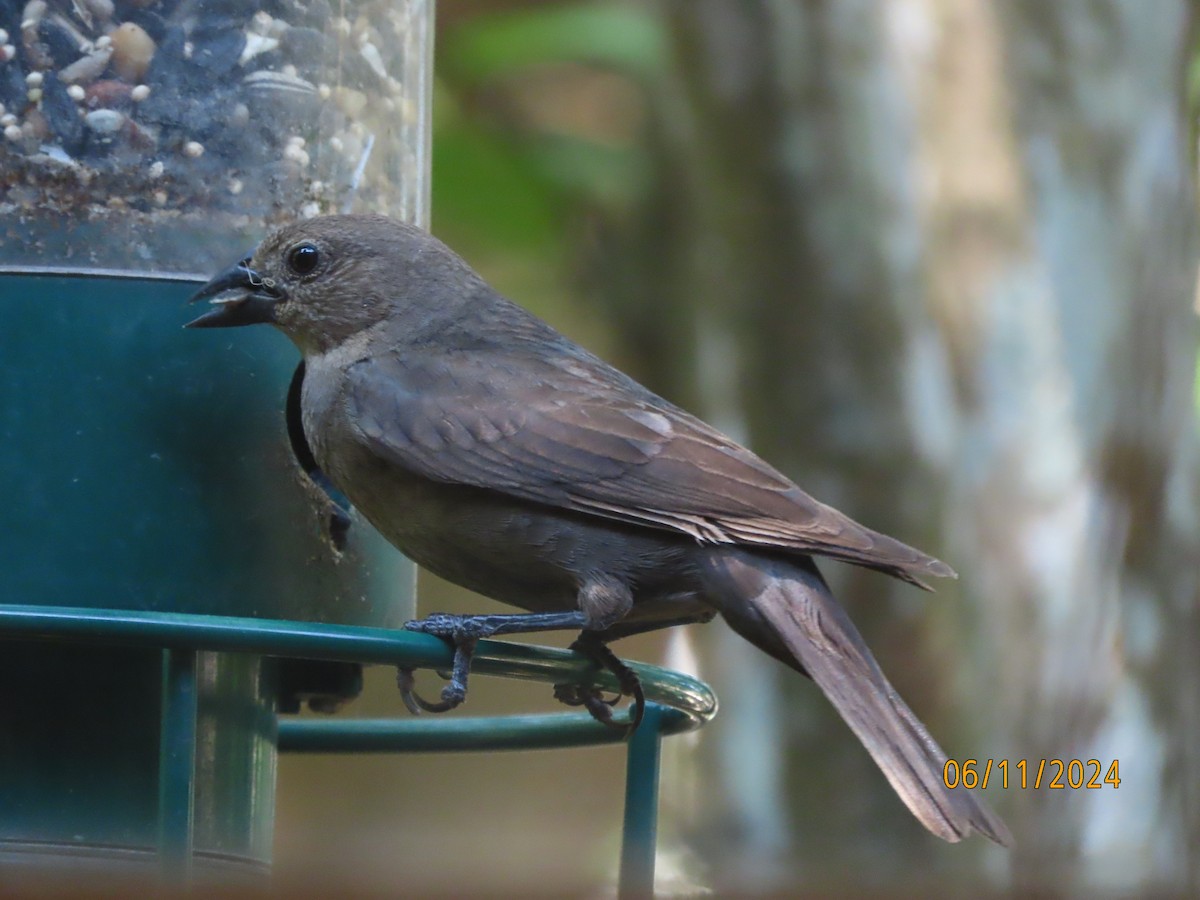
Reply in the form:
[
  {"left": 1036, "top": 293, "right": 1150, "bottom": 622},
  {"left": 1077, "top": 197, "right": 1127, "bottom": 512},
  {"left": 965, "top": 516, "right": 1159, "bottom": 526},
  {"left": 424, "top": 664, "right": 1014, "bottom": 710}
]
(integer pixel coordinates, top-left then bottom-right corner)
[{"left": 697, "top": 546, "right": 1012, "bottom": 847}]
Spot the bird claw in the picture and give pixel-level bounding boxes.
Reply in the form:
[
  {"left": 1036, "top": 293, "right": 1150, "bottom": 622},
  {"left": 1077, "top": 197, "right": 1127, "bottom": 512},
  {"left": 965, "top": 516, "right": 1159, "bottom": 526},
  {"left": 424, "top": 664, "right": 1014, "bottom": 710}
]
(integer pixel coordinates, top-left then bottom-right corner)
[
  {"left": 397, "top": 666, "right": 470, "bottom": 714},
  {"left": 553, "top": 683, "right": 621, "bottom": 708},
  {"left": 555, "top": 636, "right": 646, "bottom": 733},
  {"left": 553, "top": 683, "right": 627, "bottom": 728},
  {"left": 396, "top": 667, "right": 426, "bottom": 714},
  {"left": 396, "top": 629, "right": 478, "bottom": 716}
]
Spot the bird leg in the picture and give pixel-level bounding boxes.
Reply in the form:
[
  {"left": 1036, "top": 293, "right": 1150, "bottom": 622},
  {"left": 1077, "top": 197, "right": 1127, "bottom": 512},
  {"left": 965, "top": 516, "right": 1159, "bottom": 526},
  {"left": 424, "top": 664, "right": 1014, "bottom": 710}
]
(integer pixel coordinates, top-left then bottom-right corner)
[
  {"left": 398, "top": 605, "right": 710, "bottom": 725},
  {"left": 399, "top": 610, "right": 592, "bottom": 714},
  {"left": 554, "top": 632, "right": 646, "bottom": 732}
]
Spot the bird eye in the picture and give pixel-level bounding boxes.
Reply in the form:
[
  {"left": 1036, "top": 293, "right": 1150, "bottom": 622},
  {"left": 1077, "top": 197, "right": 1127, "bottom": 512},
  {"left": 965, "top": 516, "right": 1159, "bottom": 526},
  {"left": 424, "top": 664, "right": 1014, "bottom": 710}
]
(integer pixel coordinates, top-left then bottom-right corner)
[{"left": 287, "top": 243, "right": 320, "bottom": 276}]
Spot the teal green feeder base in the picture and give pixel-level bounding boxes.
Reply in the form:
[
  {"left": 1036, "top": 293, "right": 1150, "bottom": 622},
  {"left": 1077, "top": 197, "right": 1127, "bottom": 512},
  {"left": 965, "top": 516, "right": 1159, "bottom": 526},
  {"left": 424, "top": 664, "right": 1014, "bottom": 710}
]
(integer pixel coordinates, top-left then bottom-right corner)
[
  {"left": 0, "top": 606, "right": 718, "bottom": 897},
  {"left": 0, "top": 273, "right": 411, "bottom": 881}
]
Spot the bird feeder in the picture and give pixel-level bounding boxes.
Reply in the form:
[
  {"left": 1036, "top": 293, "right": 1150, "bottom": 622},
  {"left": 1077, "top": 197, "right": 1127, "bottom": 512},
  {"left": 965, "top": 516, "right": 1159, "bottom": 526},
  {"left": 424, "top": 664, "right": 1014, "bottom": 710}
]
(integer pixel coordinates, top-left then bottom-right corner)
[
  {"left": 0, "top": 0, "right": 430, "bottom": 879},
  {"left": 0, "top": 1, "right": 717, "bottom": 893}
]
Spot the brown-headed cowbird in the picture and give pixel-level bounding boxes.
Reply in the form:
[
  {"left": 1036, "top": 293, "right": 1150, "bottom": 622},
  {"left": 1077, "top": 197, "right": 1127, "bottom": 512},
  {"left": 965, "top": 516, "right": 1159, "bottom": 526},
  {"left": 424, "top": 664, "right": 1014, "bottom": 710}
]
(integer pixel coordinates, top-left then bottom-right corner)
[{"left": 188, "top": 214, "right": 1011, "bottom": 846}]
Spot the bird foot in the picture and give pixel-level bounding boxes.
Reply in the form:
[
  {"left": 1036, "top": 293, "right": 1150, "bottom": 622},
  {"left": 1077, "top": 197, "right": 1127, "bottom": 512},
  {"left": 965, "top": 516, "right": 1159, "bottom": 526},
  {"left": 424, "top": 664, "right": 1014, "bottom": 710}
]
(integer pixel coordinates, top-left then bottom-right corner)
[
  {"left": 555, "top": 635, "right": 646, "bottom": 733},
  {"left": 398, "top": 616, "right": 480, "bottom": 715}
]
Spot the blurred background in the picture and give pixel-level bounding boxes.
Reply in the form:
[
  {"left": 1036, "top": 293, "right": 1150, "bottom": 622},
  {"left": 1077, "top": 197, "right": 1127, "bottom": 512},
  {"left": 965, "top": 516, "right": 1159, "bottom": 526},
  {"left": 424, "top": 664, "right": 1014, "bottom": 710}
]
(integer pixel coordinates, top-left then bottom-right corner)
[{"left": 273, "top": 0, "right": 1200, "bottom": 895}]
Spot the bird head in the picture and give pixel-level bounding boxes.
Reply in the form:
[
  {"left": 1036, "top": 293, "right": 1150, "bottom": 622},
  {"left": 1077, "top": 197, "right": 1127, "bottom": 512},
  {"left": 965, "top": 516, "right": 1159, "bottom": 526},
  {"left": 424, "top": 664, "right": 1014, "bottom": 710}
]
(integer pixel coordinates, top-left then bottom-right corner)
[{"left": 187, "top": 214, "right": 474, "bottom": 355}]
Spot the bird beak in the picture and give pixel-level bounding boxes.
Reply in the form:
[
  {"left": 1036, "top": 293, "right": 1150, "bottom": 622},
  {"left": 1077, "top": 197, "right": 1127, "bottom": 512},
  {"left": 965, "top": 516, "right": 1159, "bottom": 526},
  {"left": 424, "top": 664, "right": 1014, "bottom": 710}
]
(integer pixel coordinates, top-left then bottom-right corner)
[{"left": 185, "top": 256, "right": 284, "bottom": 328}]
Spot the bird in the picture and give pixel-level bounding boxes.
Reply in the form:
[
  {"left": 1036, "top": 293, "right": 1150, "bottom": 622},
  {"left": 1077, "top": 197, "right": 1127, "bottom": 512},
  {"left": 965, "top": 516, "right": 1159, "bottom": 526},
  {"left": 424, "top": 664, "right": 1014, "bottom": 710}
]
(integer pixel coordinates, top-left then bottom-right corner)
[{"left": 187, "top": 213, "right": 1011, "bottom": 847}]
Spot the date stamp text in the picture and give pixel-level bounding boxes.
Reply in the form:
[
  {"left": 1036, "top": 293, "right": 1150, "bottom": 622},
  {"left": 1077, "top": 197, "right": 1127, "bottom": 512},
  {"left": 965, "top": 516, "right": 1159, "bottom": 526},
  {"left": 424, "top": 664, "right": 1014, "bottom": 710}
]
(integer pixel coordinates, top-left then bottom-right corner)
[{"left": 943, "top": 759, "right": 1121, "bottom": 790}]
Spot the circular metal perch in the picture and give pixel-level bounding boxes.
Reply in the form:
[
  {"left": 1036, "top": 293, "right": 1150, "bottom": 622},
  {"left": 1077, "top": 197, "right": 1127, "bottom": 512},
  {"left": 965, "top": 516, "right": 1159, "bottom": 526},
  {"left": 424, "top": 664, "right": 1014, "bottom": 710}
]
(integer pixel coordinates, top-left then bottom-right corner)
[{"left": 0, "top": 604, "right": 717, "bottom": 896}]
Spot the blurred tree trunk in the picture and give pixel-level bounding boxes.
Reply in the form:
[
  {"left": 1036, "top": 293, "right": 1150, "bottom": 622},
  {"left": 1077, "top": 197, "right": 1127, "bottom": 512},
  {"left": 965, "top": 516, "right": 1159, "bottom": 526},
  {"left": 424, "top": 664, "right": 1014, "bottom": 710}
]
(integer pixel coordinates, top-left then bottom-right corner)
[
  {"left": 593, "top": 0, "right": 1199, "bottom": 892},
  {"left": 964, "top": 1, "right": 1200, "bottom": 891}
]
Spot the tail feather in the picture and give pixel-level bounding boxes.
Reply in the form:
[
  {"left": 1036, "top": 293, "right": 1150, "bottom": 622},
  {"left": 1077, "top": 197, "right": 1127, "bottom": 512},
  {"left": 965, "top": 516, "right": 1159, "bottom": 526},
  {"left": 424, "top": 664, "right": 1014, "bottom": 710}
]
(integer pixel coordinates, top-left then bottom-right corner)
[{"left": 699, "top": 547, "right": 1012, "bottom": 847}]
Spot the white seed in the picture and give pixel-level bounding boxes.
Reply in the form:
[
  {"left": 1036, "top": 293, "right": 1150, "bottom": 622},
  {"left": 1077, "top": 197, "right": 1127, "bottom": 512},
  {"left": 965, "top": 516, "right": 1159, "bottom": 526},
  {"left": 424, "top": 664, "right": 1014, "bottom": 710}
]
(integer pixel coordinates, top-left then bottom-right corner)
[
  {"left": 84, "top": 108, "right": 124, "bottom": 134},
  {"left": 0, "top": 44, "right": 15, "bottom": 62},
  {"left": 66, "top": 84, "right": 85, "bottom": 101},
  {"left": 281, "top": 63, "right": 297, "bottom": 78},
  {"left": 182, "top": 140, "right": 204, "bottom": 158},
  {"left": 21, "top": 0, "right": 46, "bottom": 29},
  {"left": 239, "top": 32, "right": 278, "bottom": 66},
  {"left": 4, "top": 123, "right": 21, "bottom": 141},
  {"left": 130, "top": 83, "right": 150, "bottom": 102},
  {"left": 148, "top": 159, "right": 164, "bottom": 178},
  {"left": 25, "top": 71, "right": 43, "bottom": 87},
  {"left": 0, "top": 29, "right": 8, "bottom": 44},
  {"left": 359, "top": 42, "right": 387, "bottom": 80},
  {"left": 301, "top": 201, "right": 320, "bottom": 218},
  {"left": 283, "top": 143, "right": 309, "bottom": 166},
  {"left": 153, "top": 189, "right": 167, "bottom": 205},
  {"left": 58, "top": 46, "right": 112, "bottom": 84},
  {"left": 286, "top": 134, "right": 305, "bottom": 147},
  {"left": 227, "top": 177, "right": 243, "bottom": 195},
  {"left": 26, "top": 87, "right": 42, "bottom": 102},
  {"left": 317, "top": 83, "right": 331, "bottom": 100},
  {"left": 0, "top": 112, "right": 15, "bottom": 127}
]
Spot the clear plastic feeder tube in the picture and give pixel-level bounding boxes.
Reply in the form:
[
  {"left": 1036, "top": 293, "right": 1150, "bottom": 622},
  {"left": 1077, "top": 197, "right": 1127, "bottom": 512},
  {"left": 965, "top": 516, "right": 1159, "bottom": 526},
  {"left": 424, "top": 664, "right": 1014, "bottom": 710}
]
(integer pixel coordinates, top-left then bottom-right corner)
[{"left": 0, "top": 0, "right": 432, "bottom": 276}]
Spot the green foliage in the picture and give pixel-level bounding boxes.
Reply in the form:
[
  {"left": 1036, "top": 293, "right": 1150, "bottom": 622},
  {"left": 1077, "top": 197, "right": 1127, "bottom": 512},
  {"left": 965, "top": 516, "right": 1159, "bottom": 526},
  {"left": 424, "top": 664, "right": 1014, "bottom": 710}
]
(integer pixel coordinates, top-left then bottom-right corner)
[
  {"left": 441, "top": 2, "right": 666, "bottom": 85},
  {"left": 432, "top": 85, "right": 566, "bottom": 254},
  {"left": 432, "top": 1, "right": 663, "bottom": 265}
]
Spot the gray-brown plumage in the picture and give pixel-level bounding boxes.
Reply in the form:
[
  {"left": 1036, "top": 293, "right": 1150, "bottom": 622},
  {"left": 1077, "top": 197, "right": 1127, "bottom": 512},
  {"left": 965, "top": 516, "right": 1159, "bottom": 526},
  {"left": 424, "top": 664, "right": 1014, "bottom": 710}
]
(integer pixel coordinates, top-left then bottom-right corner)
[{"left": 188, "top": 213, "right": 1011, "bottom": 847}]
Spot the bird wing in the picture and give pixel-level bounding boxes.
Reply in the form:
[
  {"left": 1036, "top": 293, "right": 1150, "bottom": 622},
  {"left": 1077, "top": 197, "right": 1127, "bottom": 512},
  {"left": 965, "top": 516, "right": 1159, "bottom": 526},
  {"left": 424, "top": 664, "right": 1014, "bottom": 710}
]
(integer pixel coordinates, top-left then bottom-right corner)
[{"left": 344, "top": 346, "right": 951, "bottom": 585}]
